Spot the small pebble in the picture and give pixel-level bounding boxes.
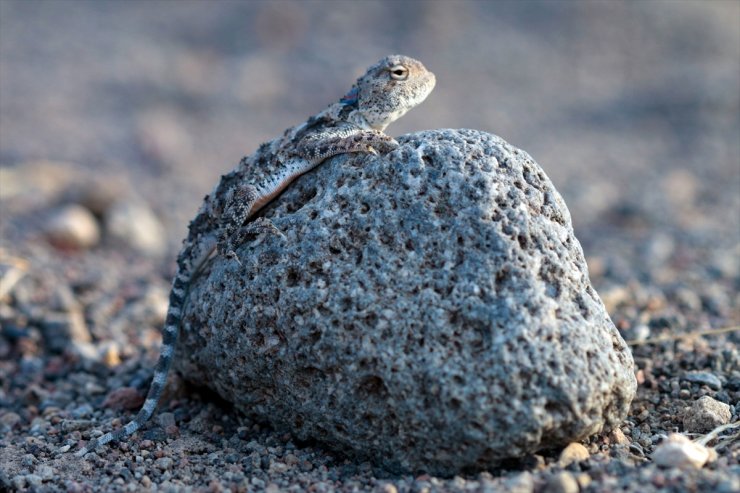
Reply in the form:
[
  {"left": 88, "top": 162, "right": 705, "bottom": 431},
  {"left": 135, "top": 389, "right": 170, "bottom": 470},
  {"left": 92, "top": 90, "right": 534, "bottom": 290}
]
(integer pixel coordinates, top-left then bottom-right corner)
[
  {"left": 284, "top": 453, "right": 298, "bottom": 466},
  {"left": 683, "top": 395, "right": 732, "bottom": 433},
  {"left": 629, "top": 324, "right": 651, "bottom": 343},
  {"left": 0, "top": 412, "right": 22, "bottom": 432},
  {"left": 44, "top": 205, "right": 100, "bottom": 250},
  {"left": 270, "top": 461, "right": 288, "bottom": 473},
  {"left": 155, "top": 457, "right": 174, "bottom": 470},
  {"left": 70, "top": 404, "right": 93, "bottom": 419},
  {"left": 21, "top": 454, "right": 36, "bottom": 467},
  {"left": 84, "top": 381, "right": 106, "bottom": 395},
  {"left": 503, "top": 471, "right": 535, "bottom": 493},
  {"left": 681, "top": 372, "right": 722, "bottom": 390},
  {"left": 155, "top": 412, "right": 176, "bottom": 429},
  {"left": 652, "top": 433, "right": 715, "bottom": 469},
  {"left": 65, "top": 480, "right": 85, "bottom": 493},
  {"left": 105, "top": 199, "right": 166, "bottom": 256},
  {"left": 544, "top": 471, "right": 579, "bottom": 493},
  {"left": 36, "top": 465, "right": 54, "bottom": 481},
  {"left": 380, "top": 484, "right": 398, "bottom": 493},
  {"left": 101, "top": 343, "right": 121, "bottom": 367},
  {"left": 12, "top": 475, "right": 26, "bottom": 490},
  {"left": 25, "top": 474, "right": 43, "bottom": 487},
  {"left": 71, "top": 341, "right": 101, "bottom": 362},
  {"left": 576, "top": 473, "right": 592, "bottom": 489},
  {"left": 609, "top": 428, "right": 630, "bottom": 445},
  {"left": 558, "top": 442, "right": 590, "bottom": 466},
  {"left": 102, "top": 387, "right": 145, "bottom": 411}
]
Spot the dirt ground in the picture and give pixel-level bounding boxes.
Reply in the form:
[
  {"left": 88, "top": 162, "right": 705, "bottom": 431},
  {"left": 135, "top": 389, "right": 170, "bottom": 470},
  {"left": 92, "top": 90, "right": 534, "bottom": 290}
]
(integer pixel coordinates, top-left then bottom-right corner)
[{"left": 1, "top": 1, "right": 738, "bottom": 492}]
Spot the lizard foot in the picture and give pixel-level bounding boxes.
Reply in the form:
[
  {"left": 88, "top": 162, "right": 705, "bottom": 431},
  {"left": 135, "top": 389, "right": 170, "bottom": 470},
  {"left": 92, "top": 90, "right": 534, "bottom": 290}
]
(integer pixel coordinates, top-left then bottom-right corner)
[
  {"left": 377, "top": 137, "right": 400, "bottom": 155},
  {"left": 217, "top": 217, "right": 284, "bottom": 262},
  {"left": 241, "top": 217, "right": 286, "bottom": 240},
  {"left": 224, "top": 250, "right": 242, "bottom": 266}
]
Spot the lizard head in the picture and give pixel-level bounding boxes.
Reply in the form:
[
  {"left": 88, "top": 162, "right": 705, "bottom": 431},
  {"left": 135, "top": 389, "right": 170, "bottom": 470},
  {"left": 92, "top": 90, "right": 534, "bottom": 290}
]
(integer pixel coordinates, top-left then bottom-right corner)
[{"left": 344, "top": 55, "right": 436, "bottom": 131}]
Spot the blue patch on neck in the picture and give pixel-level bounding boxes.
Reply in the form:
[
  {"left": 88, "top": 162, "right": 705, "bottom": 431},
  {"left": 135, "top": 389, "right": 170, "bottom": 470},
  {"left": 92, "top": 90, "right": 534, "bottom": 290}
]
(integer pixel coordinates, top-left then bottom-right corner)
[{"left": 340, "top": 86, "right": 359, "bottom": 106}]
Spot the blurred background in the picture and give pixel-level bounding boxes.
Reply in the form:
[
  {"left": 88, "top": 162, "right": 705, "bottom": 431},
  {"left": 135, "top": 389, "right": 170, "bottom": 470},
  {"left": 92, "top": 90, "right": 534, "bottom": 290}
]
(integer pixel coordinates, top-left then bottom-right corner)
[{"left": 1, "top": 0, "right": 738, "bottom": 332}]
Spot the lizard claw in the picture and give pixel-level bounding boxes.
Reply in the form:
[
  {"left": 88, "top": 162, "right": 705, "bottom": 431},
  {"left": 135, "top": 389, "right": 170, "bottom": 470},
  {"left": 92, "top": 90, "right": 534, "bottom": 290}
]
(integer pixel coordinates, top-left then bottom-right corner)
[
  {"left": 225, "top": 250, "right": 242, "bottom": 266},
  {"left": 377, "top": 138, "right": 400, "bottom": 155}
]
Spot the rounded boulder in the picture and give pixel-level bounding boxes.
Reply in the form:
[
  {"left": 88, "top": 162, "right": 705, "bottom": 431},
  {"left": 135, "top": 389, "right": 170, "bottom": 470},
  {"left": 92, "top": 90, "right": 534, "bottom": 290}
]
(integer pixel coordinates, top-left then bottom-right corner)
[{"left": 178, "top": 129, "right": 637, "bottom": 475}]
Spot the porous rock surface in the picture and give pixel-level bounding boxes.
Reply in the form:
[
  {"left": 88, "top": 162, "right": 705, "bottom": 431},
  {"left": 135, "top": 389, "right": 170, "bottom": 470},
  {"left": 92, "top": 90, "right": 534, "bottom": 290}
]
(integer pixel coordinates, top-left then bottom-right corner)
[{"left": 178, "top": 129, "right": 637, "bottom": 475}]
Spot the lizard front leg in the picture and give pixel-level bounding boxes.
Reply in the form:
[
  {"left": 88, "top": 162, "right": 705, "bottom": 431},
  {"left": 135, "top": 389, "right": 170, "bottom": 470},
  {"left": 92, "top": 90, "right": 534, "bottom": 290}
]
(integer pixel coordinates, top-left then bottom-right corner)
[
  {"left": 296, "top": 128, "right": 399, "bottom": 163},
  {"left": 220, "top": 216, "right": 285, "bottom": 264},
  {"left": 216, "top": 183, "right": 287, "bottom": 263}
]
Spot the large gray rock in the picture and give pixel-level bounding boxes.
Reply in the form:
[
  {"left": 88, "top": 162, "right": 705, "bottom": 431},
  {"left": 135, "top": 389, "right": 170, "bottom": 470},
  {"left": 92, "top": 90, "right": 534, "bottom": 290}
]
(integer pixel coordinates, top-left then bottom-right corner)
[{"left": 177, "top": 129, "right": 636, "bottom": 475}]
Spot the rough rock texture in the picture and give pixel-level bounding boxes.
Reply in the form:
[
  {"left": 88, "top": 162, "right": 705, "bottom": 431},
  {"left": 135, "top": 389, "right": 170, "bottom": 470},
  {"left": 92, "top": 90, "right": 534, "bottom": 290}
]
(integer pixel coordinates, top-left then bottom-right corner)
[
  {"left": 177, "top": 129, "right": 637, "bottom": 475},
  {"left": 683, "top": 396, "right": 732, "bottom": 433}
]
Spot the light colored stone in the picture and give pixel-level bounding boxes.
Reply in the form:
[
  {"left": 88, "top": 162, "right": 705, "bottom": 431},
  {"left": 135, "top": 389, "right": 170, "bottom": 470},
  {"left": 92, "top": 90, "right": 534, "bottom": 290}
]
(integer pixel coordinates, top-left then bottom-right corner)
[
  {"left": 70, "top": 341, "right": 99, "bottom": 362},
  {"left": 558, "top": 442, "right": 590, "bottom": 467},
  {"left": 44, "top": 204, "right": 100, "bottom": 250},
  {"left": 544, "top": 472, "right": 579, "bottom": 493},
  {"left": 179, "top": 129, "right": 636, "bottom": 475},
  {"left": 609, "top": 427, "right": 629, "bottom": 445},
  {"left": 652, "top": 433, "right": 713, "bottom": 469},
  {"left": 683, "top": 395, "right": 731, "bottom": 433},
  {"left": 105, "top": 199, "right": 166, "bottom": 256},
  {"left": 503, "top": 472, "right": 535, "bottom": 493},
  {"left": 575, "top": 473, "right": 592, "bottom": 490},
  {"left": 101, "top": 342, "right": 121, "bottom": 367}
]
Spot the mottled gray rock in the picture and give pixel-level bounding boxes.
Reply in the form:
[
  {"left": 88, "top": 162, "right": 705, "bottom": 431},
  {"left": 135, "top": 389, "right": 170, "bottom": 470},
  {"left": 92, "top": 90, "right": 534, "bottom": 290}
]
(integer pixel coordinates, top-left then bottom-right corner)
[
  {"left": 683, "top": 396, "right": 732, "bottom": 433},
  {"left": 178, "top": 129, "right": 636, "bottom": 475}
]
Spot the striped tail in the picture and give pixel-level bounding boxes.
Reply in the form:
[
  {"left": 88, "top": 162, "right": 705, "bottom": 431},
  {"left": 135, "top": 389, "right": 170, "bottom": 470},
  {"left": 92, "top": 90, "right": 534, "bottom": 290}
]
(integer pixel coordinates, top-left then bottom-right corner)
[{"left": 74, "top": 267, "right": 191, "bottom": 457}]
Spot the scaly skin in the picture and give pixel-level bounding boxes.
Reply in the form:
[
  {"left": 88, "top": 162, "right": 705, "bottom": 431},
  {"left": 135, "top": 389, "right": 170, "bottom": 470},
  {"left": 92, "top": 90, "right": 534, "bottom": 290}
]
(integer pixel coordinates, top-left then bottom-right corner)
[{"left": 75, "top": 54, "right": 435, "bottom": 457}]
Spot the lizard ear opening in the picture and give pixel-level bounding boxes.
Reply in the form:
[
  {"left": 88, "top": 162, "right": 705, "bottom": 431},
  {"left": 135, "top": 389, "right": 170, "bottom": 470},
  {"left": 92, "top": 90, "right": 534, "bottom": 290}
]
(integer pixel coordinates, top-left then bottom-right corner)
[{"left": 340, "top": 86, "right": 359, "bottom": 106}]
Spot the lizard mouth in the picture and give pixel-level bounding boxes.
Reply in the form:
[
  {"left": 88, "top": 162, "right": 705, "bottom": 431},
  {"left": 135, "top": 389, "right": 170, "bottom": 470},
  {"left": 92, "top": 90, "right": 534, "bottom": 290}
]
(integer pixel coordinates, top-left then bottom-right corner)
[{"left": 415, "top": 71, "right": 436, "bottom": 104}]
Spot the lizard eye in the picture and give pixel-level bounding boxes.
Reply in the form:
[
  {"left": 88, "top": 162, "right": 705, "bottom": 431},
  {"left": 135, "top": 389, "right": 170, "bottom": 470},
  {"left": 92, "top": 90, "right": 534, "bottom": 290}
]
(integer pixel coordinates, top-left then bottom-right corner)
[{"left": 389, "top": 65, "right": 409, "bottom": 81}]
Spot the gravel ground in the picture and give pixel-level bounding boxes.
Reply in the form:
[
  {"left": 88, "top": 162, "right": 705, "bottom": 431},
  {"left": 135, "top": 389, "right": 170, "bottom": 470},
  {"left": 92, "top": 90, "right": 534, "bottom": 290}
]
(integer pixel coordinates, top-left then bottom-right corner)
[{"left": 1, "top": 1, "right": 738, "bottom": 492}]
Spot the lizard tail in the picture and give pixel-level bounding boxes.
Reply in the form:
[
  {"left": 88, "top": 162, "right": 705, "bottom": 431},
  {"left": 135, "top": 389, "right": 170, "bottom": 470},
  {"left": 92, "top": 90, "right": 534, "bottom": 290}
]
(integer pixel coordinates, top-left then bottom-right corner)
[{"left": 75, "top": 268, "right": 189, "bottom": 457}]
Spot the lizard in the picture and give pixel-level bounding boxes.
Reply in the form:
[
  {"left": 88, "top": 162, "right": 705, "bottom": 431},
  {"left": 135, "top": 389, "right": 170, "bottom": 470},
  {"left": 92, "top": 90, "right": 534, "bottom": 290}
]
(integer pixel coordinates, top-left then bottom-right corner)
[{"left": 74, "top": 54, "right": 435, "bottom": 457}]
